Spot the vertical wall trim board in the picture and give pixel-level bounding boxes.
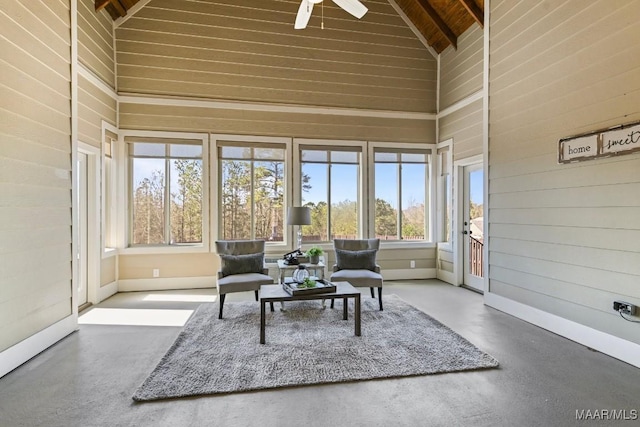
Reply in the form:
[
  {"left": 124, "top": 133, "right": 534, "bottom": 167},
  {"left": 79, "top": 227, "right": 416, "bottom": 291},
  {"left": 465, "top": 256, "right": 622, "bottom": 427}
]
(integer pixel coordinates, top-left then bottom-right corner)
[
  {"left": 436, "top": 55, "right": 441, "bottom": 142},
  {"left": 485, "top": 292, "right": 640, "bottom": 368},
  {"left": 71, "top": 0, "right": 79, "bottom": 320},
  {"left": 97, "top": 281, "right": 118, "bottom": 302},
  {"left": 483, "top": 0, "right": 490, "bottom": 293}
]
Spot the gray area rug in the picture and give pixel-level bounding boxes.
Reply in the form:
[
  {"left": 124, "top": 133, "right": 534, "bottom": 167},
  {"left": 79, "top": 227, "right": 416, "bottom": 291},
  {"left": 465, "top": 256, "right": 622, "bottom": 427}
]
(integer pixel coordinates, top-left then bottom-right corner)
[{"left": 133, "top": 294, "right": 499, "bottom": 401}]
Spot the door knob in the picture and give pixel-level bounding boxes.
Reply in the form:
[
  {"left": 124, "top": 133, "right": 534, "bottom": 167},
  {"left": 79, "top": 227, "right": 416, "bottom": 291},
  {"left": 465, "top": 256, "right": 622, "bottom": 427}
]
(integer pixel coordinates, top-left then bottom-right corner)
[{"left": 462, "top": 230, "right": 468, "bottom": 234}]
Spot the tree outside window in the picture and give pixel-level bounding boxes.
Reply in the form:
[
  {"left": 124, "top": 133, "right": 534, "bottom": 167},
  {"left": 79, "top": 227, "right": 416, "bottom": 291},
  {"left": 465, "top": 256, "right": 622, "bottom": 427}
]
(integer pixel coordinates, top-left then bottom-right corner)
[
  {"left": 219, "top": 145, "right": 285, "bottom": 241},
  {"left": 301, "top": 148, "right": 360, "bottom": 242},
  {"left": 130, "top": 142, "right": 203, "bottom": 246},
  {"left": 374, "top": 149, "right": 428, "bottom": 240}
]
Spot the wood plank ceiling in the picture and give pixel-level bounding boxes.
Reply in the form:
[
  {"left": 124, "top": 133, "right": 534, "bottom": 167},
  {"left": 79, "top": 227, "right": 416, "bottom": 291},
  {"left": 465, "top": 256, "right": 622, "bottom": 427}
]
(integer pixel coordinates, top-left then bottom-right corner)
[{"left": 95, "top": 0, "right": 483, "bottom": 54}]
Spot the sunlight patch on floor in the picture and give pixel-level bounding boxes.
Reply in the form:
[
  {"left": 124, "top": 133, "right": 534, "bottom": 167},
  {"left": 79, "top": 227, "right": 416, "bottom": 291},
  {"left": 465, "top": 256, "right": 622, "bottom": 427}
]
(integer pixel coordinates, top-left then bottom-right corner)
[
  {"left": 142, "top": 293, "right": 217, "bottom": 303},
  {"left": 79, "top": 308, "right": 194, "bottom": 326}
]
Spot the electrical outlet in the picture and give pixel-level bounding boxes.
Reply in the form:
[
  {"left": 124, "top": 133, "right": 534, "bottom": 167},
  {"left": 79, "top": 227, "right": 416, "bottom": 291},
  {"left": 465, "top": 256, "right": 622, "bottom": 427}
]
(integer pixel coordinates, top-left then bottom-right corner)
[
  {"left": 153, "top": 269, "right": 160, "bottom": 278},
  {"left": 410, "top": 260, "right": 415, "bottom": 269},
  {"left": 613, "top": 301, "right": 636, "bottom": 316}
]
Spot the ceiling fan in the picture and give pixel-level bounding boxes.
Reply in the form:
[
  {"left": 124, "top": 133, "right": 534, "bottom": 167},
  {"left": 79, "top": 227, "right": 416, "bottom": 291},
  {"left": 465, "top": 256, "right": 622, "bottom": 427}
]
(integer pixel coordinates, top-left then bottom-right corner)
[{"left": 294, "top": 0, "right": 368, "bottom": 29}]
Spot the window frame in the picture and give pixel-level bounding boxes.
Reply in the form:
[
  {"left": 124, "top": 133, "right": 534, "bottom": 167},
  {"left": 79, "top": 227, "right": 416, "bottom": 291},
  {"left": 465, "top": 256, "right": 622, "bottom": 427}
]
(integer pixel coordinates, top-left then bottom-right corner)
[
  {"left": 367, "top": 141, "right": 436, "bottom": 249},
  {"left": 211, "top": 134, "right": 292, "bottom": 250},
  {"left": 101, "top": 121, "right": 118, "bottom": 258},
  {"left": 120, "top": 130, "right": 209, "bottom": 255},
  {"left": 293, "top": 138, "right": 367, "bottom": 250},
  {"left": 437, "top": 139, "right": 453, "bottom": 251}
]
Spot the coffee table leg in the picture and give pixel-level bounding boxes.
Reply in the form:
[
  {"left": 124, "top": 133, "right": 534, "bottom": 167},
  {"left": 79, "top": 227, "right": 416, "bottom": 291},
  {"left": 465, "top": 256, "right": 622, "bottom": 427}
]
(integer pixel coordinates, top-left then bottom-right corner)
[
  {"left": 343, "top": 297, "right": 348, "bottom": 320},
  {"left": 260, "top": 300, "right": 266, "bottom": 344},
  {"left": 355, "top": 294, "right": 361, "bottom": 337}
]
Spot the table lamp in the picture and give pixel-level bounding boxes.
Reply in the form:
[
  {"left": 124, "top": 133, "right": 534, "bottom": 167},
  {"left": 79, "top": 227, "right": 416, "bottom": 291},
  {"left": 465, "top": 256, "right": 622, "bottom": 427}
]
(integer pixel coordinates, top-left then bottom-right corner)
[{"left": 287, "top": 206, "right": 311, "bottom": 250}]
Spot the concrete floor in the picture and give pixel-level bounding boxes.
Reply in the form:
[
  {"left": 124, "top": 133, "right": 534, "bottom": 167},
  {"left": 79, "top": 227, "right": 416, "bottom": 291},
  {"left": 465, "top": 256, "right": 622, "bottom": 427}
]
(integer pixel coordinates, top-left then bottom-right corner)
[{"left": 0, "top": 280, "right": 638, "bottom": 427}]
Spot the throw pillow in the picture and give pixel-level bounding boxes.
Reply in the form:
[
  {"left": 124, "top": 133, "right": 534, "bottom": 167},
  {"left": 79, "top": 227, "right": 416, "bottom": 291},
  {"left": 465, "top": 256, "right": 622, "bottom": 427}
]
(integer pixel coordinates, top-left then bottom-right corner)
[
  {"left": 335, "top": 248, "right": 377, "bottom": 271},
  {"left": 220, "top": 253, "right": 264, "bottom": 277}
]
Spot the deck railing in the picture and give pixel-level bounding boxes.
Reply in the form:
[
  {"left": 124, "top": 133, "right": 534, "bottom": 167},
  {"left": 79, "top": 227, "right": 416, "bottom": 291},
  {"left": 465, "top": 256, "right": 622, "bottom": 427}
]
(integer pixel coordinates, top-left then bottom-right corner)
[{"left": 470, "top": 236, "right": 484, "bottom": 277}]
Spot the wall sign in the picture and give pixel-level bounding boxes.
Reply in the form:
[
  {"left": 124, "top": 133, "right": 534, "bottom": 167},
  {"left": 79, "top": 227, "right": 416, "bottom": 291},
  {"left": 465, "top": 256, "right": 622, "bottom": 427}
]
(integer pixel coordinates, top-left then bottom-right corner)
[{"left": 558, "top": 121, "right": 640, "bottom": 164}]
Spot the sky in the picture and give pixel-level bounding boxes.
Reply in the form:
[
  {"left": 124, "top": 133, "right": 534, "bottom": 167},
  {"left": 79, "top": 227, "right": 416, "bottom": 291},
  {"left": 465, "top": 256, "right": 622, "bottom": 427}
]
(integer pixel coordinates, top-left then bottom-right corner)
[
  {"left": 469, "top": 169, "right": 484, "bottom": 206},
  {"left": 302, "top": 163, "right": 426, "bottom": 208}
]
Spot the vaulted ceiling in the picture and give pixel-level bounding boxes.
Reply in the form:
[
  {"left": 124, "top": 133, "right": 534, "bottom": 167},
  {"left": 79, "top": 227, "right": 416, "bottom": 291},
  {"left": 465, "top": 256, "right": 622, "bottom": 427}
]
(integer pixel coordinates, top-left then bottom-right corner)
[{"left": 95, "top": 0, "right": 483, "bottom": 54}]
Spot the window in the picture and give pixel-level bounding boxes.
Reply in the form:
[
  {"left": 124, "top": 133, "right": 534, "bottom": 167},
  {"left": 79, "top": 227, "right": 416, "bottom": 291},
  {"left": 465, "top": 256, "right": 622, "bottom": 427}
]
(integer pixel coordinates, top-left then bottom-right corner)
[
  {"left": 373, "top": 148, "right": 430, "bottom": 241},
  {"left": 300, "top": 147, "right": 361, "bottom": 242},
  {"left": 128, "top": 140, "right": 203, "bottom": 246},
  {"left": 219, "top": 143, "right": 285, "bottom": 241}
]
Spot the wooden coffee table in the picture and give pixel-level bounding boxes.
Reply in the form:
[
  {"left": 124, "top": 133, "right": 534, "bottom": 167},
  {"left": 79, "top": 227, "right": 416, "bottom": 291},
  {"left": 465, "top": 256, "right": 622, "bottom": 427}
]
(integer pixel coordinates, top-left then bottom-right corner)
[{"left": 259, "top": 281, "right": 361, "bottom": 344}]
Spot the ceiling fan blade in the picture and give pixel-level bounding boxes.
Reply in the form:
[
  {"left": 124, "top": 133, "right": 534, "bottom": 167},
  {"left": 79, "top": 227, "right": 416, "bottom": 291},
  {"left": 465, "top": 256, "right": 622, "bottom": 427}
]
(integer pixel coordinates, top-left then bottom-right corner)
[
  {"left": 294, "top": 0, "right": 314, "bottom": 29},
  {"left": 331, "top": 0, "right": 368, "bottom": 19}
]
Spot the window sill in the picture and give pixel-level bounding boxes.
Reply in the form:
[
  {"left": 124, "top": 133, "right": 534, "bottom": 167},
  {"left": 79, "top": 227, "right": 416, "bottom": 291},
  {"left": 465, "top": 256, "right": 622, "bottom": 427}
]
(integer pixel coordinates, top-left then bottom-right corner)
[
  {"left": 121, "top": 244, "right": 209, "bottom": 255},
  {"left": 296, "top": 241, "right": 436, "bottom": 251},
  {"left": 379, "top": 241, "right": 436, "bottom": 250},
  {"left": 102, "top": 247, "right": 118, "bottom": 259}
]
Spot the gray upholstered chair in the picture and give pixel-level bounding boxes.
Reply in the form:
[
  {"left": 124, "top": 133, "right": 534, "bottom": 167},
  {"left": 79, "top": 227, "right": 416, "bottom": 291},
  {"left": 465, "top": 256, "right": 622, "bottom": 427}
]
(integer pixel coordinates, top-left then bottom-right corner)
[
  {"left": 330, "top": 238, "right": 384, "bottom": 310},
  {"left": 215, "top": 240, "right": 274, "bottom": 319}
]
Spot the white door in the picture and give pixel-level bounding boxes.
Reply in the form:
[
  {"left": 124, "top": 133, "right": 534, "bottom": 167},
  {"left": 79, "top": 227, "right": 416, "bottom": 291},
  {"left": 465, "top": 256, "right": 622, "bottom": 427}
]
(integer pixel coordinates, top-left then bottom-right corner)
[
  {"left": 462, "top": 164, "right": 484, "bottom": 292},
  {"left": 77, "top": 152, "right": 88, "bottom": 307}
]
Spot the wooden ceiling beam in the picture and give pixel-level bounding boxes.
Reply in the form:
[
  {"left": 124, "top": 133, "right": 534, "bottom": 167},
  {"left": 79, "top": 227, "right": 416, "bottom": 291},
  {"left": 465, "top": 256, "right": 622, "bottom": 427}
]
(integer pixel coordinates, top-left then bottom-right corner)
[
  {"left": 458, "top": 0, "right": 484, "bottom": 28},
  {"left": 415, "top": 0, "right": 457, "bottom": 50},
  {"left": 110, "top": 0, "right": 127, "bottom": 17},
  {"left": 94, "top": 0, "right": 111, "bottom": 12}
]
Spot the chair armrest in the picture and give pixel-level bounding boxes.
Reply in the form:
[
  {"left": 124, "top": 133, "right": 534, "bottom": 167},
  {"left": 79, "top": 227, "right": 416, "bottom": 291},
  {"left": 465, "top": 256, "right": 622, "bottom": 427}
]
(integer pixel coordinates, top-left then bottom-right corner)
[
  {"left": 374, "top": 265, "right": 381, "bottom": 273},
  {"left": 217, "top": 271, "right": 223, "bottom": 279}
]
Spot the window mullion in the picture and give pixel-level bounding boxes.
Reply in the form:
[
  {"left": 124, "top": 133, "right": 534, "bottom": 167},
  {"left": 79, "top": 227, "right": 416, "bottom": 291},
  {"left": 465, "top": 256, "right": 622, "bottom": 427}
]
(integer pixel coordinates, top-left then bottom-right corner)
[
  {"left": 250, "top": 160, "right": 255, "bottom": 239},
  {"left": 397, "top": 162, "right": 402, "bottom": 240},
  {"left": 164, "top": 156, "right": 171, "bottom": 244},
  {"left": 327, "top": 162, "right": 332, "bottom": 241}
]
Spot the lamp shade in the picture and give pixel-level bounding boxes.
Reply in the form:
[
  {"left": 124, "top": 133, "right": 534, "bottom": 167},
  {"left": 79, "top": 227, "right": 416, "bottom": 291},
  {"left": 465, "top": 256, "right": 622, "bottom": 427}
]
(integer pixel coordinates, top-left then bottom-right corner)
[{"left": 287, "top": 207, "right": 311, "bottom": 225}]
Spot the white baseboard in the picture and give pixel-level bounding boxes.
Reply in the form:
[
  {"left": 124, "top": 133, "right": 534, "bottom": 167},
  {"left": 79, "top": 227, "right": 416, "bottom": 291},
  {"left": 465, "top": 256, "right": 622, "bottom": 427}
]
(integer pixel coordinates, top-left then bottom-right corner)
[
  {"left": 383, "top": 268, "right": 436, "bottom": 281},
  {"left": 485, "top": 292, "right": 640, "bottom": 368},
  {"left": 118, "top": 276, "right": 216, "bottom": 292},
  {"left": 97, "top": 281, "right": 118, "bottom": 303},
  {"left": 0, "top": 315, "right": 77, "bottom": 378},
  {"left": 436, "top": 269, "right": 455, "bottom": 285}
]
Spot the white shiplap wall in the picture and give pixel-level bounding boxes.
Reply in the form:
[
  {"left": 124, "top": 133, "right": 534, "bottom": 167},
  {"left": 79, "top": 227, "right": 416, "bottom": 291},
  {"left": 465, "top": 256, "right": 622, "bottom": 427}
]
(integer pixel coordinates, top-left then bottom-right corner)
[
  {"left": 0, "top": 0, "right": 73, "bottom": 352},
  {"left": 115, "top": 0, "right": 437, "bottom": 113},
  {"left": 488, "top": 0, "right": 640, "bottom": 345},
  {"left": 78, "top": 76, "right": 117, "bottom": 147},
  {"left": 439, "top": 24, "right": 483, "bottom": 110},
  {"left": 439, "top": 98, "right": 482, "bottom": 161},
  {"left": 77, "top": 0, "right": 115, "bottom": 87}
]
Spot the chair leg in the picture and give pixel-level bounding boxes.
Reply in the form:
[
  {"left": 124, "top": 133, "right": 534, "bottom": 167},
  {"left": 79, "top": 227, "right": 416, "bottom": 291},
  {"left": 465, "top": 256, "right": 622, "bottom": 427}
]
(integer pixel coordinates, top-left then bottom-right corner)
[
  {"left": 254, "top": 290, "right": 259, "bottom": 301},
  {"left": 377, "top": 287, "right": 383, "bottom": 311},
  {"left": 218, "top": 294, "right": 226, "bottom": 319},
  {"left": 370, "top": 287, "right": 375, "bottom": 298}
]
